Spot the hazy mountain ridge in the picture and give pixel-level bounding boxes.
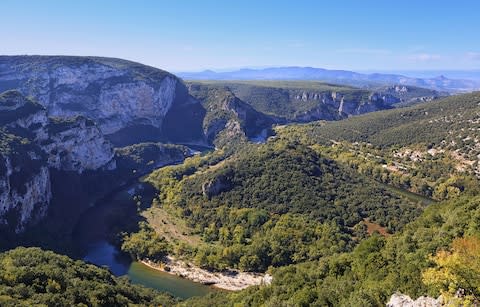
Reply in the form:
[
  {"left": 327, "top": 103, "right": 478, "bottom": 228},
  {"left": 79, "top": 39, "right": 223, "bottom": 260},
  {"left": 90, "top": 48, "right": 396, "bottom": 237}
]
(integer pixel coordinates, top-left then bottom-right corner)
[{"left": 178, "top": 66, "right": 480, "bottom": 92}]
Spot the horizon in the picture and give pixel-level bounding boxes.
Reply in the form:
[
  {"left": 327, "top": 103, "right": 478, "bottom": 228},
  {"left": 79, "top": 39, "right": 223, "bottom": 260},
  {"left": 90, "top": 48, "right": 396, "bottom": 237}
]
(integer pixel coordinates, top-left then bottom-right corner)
[
  {"left": 3, "top": 54, "right": 480, "bottom": 80},
  {"left": 1, "top": 0, "right": 480, "bottom": 72}
]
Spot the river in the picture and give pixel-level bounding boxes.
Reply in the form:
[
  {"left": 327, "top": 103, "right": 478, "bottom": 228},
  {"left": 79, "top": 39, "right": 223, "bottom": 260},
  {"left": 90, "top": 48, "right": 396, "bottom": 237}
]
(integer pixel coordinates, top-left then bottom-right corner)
[{"left": 72, "top": 179, "right": 217, "bottom": 299}]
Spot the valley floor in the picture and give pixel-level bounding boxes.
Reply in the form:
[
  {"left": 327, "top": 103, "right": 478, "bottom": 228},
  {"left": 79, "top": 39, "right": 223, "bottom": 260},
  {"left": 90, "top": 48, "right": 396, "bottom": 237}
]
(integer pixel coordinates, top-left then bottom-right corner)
[{"left": 140, "top": 256, "right": 272, "bottom": 291}]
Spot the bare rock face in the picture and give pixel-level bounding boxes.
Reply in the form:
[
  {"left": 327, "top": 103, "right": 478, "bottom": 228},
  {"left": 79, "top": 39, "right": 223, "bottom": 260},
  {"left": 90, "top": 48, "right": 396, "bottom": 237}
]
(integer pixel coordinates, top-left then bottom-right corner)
[
  {"left": 0, "top": 56, "right": 185, "bottom": 136},
  {"left": 42, "top": 117, "right": 116, "bottom": 172},
  {"left": 187, "top": 83, "right": 273, "bottom": 145},
  {"left": 293, "top": 90, "right": 396, "bottom": 118},
  {"left": 0, "top": 133, "right": 51, "bottom": 233},
  {"left": 0, "top": 164, "right": 51, "bottom": 233},
  {"left": 202, "top": 174, "right": 233, "bottom": 199},
  {"left": 1, "top": 91, "right": 116, "bottom": 173},
  {"left": 386, "top": 293, "right": 442, "bottom": 307},
  {"left": 0, "top": 91, "right": 116, "bottom": 231}
]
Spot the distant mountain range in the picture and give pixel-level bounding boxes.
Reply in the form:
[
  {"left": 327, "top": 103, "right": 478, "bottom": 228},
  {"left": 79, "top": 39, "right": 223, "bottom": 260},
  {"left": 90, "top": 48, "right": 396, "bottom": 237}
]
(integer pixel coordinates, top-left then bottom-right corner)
[{"left": 178, "top": 67, "right": 480, "bottom": 93}]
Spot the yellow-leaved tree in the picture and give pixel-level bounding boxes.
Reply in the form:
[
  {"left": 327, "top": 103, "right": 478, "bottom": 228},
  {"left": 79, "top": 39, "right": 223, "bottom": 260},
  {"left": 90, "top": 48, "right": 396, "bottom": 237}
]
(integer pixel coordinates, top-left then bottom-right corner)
[{"left": 422, "top": 236, "right": 480, "bottom": 305}]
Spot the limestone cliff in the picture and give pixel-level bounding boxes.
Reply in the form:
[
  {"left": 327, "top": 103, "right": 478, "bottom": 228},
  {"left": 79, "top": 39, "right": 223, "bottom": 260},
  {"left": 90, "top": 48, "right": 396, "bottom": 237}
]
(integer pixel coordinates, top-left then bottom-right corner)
[
  {"left": 1, "top": 91, "right": 116, "bottom": 173},
  {"left": 386, "top": 293, "right": 441, "bottom": 307},
  {"left": 0, "top": 91, "right": 116, "bottom": 231},
  {"left": 43, "top": 116, "right": 116, "bottom": 172},
  {"left": 0, "top": 131, "right": 51, "bottom": 233},
  {"left": 0, "top": 56, "right": 197, "bottom": 144},
  {"left": 290, "top": 90, "right": 394, "bottom": 120},
  {"left": 199, "top": 81, "right": 445, "bottom": 124},
  {"left": 187, "top": 83, "right": 273, "bottom": 146}
]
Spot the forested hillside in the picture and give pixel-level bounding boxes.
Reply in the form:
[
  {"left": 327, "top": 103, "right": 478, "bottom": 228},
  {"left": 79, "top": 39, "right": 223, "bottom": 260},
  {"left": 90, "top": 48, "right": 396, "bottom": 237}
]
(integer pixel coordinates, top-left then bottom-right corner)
[
  {"left": 0, "top": 247, "right": 176, "bottom": 306},
  {"left": 118, "top": 91, "right": 480, "bottom": 306},
  {"left": 184, "top": 195, "right": 480, "bottom": 306},
  {"left": 121, "top": 140, "right": 424, "bottom": 276},
  {"left": 275, "top": 92, "right": 480, "bottom": 200},
  {"left": 284, "top": 91, "right": 480, "bottom": 152}
]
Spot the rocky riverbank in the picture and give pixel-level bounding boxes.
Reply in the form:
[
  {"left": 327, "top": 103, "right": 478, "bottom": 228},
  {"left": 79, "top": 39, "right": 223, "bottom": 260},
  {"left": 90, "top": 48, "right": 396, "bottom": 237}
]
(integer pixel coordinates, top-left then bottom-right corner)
[{"left": 140, "top": 256, "right": 272, "bottom": 291}]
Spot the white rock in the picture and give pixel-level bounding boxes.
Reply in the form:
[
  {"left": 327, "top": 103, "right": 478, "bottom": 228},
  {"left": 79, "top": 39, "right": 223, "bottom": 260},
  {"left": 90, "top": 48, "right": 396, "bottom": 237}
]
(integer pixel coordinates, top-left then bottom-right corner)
[{"left": 387, "top": 293, "right": 442, "bottom": 307}]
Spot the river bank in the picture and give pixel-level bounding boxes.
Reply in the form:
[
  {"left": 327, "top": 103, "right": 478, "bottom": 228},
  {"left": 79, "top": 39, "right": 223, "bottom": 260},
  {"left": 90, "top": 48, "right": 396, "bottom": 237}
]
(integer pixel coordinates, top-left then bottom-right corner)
[{"left": 140, "top": 256, "right": 272, "bottom": 291}]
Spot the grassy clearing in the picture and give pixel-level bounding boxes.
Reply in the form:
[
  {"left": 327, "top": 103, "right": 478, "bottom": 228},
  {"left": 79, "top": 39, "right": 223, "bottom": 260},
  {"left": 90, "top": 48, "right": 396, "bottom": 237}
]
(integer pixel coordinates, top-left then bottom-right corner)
[
  {"left": 363, "top": 219, "right": 391, "bottom": 237},
  {"left": 142, "top": 207, "right": 203, "bottom": 247}
]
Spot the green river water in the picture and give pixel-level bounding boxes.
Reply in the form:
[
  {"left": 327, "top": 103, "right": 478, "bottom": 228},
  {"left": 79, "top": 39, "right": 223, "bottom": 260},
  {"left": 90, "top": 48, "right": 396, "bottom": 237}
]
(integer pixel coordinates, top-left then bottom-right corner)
[{"left": 73, "top": 181, "right": 216, "bottom": 299}]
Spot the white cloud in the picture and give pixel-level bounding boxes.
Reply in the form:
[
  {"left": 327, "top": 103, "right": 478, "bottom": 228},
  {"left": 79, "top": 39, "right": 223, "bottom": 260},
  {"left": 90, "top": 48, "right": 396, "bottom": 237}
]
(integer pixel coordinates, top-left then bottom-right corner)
[
  {"left": 466, "top": 52, "right": 480, "bottom": 61},
  {"left": 337, "top": 48, "right": 391, "bottom": 55},
  {"left": 408, "top": 53, "right": 442, "bottom": 61}
]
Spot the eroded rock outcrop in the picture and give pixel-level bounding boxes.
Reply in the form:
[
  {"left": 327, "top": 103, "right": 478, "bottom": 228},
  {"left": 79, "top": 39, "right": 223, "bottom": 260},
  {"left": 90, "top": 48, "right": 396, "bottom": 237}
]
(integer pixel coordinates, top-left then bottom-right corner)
[
  {"left": 386, "top": 293, "right": 442, "bottom": 307},
  {"left": 0, "top": 132, "right": 51, "bottom": 233},
  {"left": 202, "top": 172, "right": 233, "bottom": 199},
  {"left": 0, "top": 91, "right": 116, "bottom": 231},
  {"left": 0, "top": 56, "right": 193, "bottom": 140},
  {"left": 292, "top": 90, "right": 395, "bottom": 118},
  {"left": 187, "top": 83, "right": 273, "bottom": 145},
  {"left": 42, "top": 116, "right": 116, "bottom": 172}
]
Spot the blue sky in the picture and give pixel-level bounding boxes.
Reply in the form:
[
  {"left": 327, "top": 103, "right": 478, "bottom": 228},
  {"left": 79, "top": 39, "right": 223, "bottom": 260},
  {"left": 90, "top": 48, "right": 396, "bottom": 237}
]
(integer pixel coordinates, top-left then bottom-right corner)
[{"left": 1, "top": 0, "right": 480, "bottom": 72}]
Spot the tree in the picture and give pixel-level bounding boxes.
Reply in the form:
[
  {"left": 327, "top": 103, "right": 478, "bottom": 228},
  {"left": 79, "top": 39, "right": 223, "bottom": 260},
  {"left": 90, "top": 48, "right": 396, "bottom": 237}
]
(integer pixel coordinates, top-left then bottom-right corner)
[
  {"left": 121, "top": 222, "right": 170, "bottom": 261},
  {"left": 422, "top": 236, "right": 480, "bottom": 305}
]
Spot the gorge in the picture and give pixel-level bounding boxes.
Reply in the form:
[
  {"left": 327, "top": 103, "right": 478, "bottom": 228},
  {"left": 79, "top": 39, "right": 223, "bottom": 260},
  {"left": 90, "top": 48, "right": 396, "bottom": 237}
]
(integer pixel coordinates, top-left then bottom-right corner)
[{"left": 1, "top": 55, "right": 479, "bottom": 306}]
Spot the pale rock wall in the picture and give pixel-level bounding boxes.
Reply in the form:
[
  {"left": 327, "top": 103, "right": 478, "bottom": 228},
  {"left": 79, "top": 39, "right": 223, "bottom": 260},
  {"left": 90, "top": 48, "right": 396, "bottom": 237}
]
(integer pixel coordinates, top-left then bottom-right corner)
[
  {"left": 0, "top": 90, "right": 117, "bottom": 231},
  {"left": 0, "top": 56, "right": 182, "bottom": 136},
  {"left": 43, "top": 117, "right": 116, "bottom": 172},
  {"left": 0, "top": 157, "right": 51, "bottom": 233},
  {"left": 386, "top": 293, "right": 442, "bottom": 307}
]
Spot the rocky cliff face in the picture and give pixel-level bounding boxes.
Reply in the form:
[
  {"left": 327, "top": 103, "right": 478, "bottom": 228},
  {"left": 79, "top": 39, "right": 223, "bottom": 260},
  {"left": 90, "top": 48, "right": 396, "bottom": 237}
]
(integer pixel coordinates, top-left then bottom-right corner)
[
  {"left": 0, "top": 163, "right": 51, "bottom": 233},
  {"left": 187, "top": 83, "right": 273, "bottom": 145},
  {"left": 0, "top": 131, "right": 51, "bottom": 233},
  {"left": 43, "top": 117, "right": 116, "bottom": 172},
  {"left": 0, "top": 56, "right": 193, "bottom": 141},
  {"left": 0, "top": 90, "right": 116, "bottom": 231},
  {"left": 1, "top": 91, "right": 116, "bottom": 173},
  {"left": 210, "top": 82, "right": 445, "bottom": 124},
  {"left": 283, "top": 86, "right": 444, "bottom": 121},
  {"left": 290, "top": 90, "right": 395, "bottom": 120},
  {"left": 386, "top": 293, "right": 441, "bottom": 307}
]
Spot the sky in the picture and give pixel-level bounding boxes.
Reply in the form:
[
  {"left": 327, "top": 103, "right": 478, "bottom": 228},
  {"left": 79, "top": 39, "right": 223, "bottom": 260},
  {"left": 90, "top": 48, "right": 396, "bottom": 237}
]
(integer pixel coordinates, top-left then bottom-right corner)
[{"left": 1, "top": 0, "right": 480, "bottom": 72}]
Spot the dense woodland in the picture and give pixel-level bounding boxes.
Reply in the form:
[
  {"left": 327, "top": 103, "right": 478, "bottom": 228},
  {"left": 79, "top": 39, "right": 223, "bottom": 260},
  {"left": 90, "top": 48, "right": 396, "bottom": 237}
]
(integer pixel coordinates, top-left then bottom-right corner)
[
  {"left": 184, "top": 195, "right": 480, "bottom": 306},
  {"left": 0, "top": 247, "right": 177, "bottom": 306},
  {"left": 127, "top": 140, "right": 425, "bottom": 273}
]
